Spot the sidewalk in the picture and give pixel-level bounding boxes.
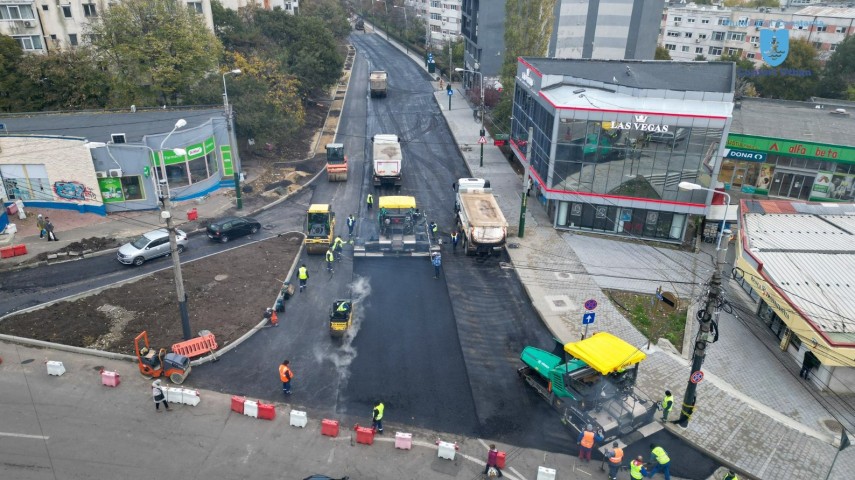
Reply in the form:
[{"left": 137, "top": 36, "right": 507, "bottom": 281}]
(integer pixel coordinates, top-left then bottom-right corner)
[{"left": 373, "top": 27, "right": 855, "bottom": 480}]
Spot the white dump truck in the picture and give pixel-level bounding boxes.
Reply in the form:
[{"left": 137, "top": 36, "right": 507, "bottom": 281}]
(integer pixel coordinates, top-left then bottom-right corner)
[
  {"left": 454, "top": 178, "right": 508, "bottom": 256},
  {"left": 372, "top": 134, "right": 403, "bottom": 189},
  {"left": 369, "top": 71, "right": 387, "bottom": 98}
]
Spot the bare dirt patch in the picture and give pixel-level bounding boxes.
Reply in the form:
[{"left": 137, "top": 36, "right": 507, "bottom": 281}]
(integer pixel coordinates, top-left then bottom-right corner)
[{"left": 0, "top": 233, "right": 303, "bottom": 354}]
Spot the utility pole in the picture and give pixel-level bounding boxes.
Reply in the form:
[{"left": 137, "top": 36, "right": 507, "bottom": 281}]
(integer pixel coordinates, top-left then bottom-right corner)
[
  {"left": 223, "top": 69, "right": 242, "bottom": 210},
  {"left": 518, "top": 127, "right": 533, "bottom": 238},
  {"left": 677, "top": 270, "right": 721, "bottom": 427},
  {"left": 158, "top": 120, "right": 192, "bottom": 340}
]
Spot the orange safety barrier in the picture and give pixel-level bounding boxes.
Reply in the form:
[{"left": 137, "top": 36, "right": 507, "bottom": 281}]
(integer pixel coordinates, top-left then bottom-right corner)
[{"left": 171, "top": 333, "right": 218, "bottom": 358}]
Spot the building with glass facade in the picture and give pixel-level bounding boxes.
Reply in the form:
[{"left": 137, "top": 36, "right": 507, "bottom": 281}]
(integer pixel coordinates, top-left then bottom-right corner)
[{"left": 510, "top": 57, "right": 736, "bottom": 242}]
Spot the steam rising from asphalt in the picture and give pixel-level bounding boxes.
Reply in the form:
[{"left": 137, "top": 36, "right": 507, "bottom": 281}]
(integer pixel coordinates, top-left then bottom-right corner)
[{"left": 313, "top": 275, "right": 371, "bottom": 393}]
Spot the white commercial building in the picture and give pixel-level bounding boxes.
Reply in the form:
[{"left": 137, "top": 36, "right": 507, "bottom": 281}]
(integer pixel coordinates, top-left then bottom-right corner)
[
  {"left": 660, "top": 3, "right": 855, "bottom": 65},
  {"left": 0, "top": 0, "right": 216, "bottom": 53},
  {"left": 406, "top": 0, "right": 461, "bottom": 45}
]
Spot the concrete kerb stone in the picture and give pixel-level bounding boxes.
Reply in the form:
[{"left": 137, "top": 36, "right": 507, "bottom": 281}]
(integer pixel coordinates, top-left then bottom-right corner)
[{"left": 0, "top": 333, "right": 135, "bottom": 362}]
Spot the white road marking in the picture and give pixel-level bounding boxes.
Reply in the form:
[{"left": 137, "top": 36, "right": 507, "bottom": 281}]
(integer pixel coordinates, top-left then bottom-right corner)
[{"left": 0, "top": 432, "right": 49, "bottom": 440}]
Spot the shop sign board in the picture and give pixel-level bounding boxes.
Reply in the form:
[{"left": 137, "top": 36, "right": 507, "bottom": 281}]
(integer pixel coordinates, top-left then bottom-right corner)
[
  {"left": 725, "top": 148, "right": 766, "bottom": 162},
  {"left": 604, "top": 116, "right": 669, "bottom": 133},
  {"left": 726, "top": 134, "right": 855, "bottom": 164},
  {"left": 98, "top": 177, "right": 125, "bottom": 203}
]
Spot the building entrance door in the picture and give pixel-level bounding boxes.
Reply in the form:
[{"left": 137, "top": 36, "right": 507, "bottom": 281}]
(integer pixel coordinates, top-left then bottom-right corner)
[
  {"left": 731, "top": 167, "right": 747, "bottom": 188},
  {"left": 770, "top": 172, "right": 793, "bottom": 197}
]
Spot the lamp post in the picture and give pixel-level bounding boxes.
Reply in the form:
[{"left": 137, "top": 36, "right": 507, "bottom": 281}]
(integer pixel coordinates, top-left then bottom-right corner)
[
  {"left": 393, "top": 5, "right": 408, "bottom": 52},
  {"left": 376, "top": 0, "right": 388, "bottom": 39},
  {"left": 158, "top": 119, "right": 194, "bottom": 340},
  {"left": 678, "top": 181, "right": 731, "bottom": 267},
  {"left": 455, "top": 67, "right": 484, "bottom": 167},
  {"left": 223, "top": 68, "right": 243, "bottom": 210}
]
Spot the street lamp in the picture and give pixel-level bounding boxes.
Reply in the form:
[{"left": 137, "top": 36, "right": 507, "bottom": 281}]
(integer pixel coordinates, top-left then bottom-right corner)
[
  {"left": 375, "top": 0, "right": 388, "bottom": 39},
  {"left": 678, "top": 181, "right": 731, "bottom": 258},
  {"left": 159, "top": 118, "right": 194, "bottom": 340},
  {"left": 393, "top": 4, "right": 408, "bottom": 52},
  {"left": 456, "top": 67, "right": 485, "bottom": 167},
  {"left": 417, "top": 14, "right": 430, "bottom": 50},
  {"left": 223, "top": 68, "right": 243, "bottom": 210}
]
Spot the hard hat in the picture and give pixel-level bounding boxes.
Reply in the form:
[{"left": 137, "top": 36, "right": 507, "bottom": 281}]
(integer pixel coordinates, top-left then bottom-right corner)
[{"left": 586, "top": 424, "right": 593, "bottom": 430}]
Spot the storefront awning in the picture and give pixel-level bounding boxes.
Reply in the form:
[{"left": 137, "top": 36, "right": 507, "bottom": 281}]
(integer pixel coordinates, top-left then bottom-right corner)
[{"left": 707, "top": 205, "right": 739, "bottom": 222}]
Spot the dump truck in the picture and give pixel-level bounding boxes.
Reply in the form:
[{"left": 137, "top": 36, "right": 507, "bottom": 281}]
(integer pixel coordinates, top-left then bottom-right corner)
[
  {"left": 454, "top": 178, "right": 508, "bottom": 256},
  {"left": 518, "top": 332, "right": 656, "bottom": 442},
  {"left": 372, "top": 134, "right": 402, "bottom": 189},
  {"left": 325, "top": 143, "right": 348, "bottom": 181},
  {"left": 305, "top": 204, "right": 336, "bottom": 255},
  {"left": 370, "top": 71, "right": 387, "bottom": 98}
]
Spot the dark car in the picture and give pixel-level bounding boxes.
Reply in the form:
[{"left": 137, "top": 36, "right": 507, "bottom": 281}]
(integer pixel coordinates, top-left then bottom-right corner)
[{"left": 207, "top": 216, "right": 261, "bottom": 243}]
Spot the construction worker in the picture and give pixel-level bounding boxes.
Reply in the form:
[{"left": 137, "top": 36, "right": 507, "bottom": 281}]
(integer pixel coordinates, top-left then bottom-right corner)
[
  {"left": 336, "top": 301, "right": 350, "bottom": 314},
  {"left": 298, "top": 264, "right": 309, "bottom": 292},
  {"left": 648, "top": 443, "right": 671, "bottom": 480},
  {"left": 431, "top": 251, "right": 442, "bottom": 279},
  {"left": 347, "top": 214, "right": 356, "bottom": 238},
  {"left": 450, "top": 231, "right": 459, "bottom": 253},
  {"left": 429, "top": 221, "right": 438, "bottom": 240},
  {"left": 605, "top": 441, "right": 623, "bottom": 480},
  {"left": 263, "top": 307, "right": 278, "bottom": 327},
  {"left": 630, "top": 456, "right": 648, "bottom": 480},
  {"left": 366, "top": 193, "right": 373, "bottom": 211},
  {"left": 279, "top": 360, "right": 294, "bottom": 395},
  {"left": 325, "top": 248, "right": 335, "bottom": 273},
  {"left": 372, "top": 400, "right": 384, "bottom": 434},
  {"left": 723, "top": 470, "right": 739, "bottom": 480},
  {"left": 333, "top": 235, "right": 344, "bottom": 261},
  {"left": 661, "top": 390, "right": 673, "bottom": 422},
  {"left": 576, "top": 424, "right": 603, "bottom": 462}
]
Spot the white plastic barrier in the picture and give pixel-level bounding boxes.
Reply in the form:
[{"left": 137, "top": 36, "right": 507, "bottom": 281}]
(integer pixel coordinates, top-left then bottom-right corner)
[
  {"left": 437, "top": 441, "right": 456, "bottom": 460},
  {"left": 243, "top": 399, "right": 258, "bottom": 418},
  {"left": 290, "top": 409, "right": 307, "bottom": 427},
  {"left": 164, "top": 387, "right": 201, "bottom": 406},
  {"left": 536, "top": 466, "right": 557, "bottom": 480},
  {"left": 46, "top": 361, "right": 66, "bottom": 376},
  {"left": 395, "top": 432, "right": 412, "bottom": 450}
]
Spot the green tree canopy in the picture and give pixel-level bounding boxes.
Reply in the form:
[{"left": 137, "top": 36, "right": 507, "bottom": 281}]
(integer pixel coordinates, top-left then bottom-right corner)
[
  {"left": 655, "top": 46, "right": 672, "bottom": 60},
  {"left": 18, "top": 48, "right": 111, "bottom": 110},
  {"left": 753, "top": 39, "right": 821, "bottom": 100},
  {"left": 301, "top": 0, "right": 352, "bottom": 40},
  {"left": 817, "top": 35, "right": 855, "bottom": 99},
  {"left": 88, "top": 0, "right": 223, "bottom": 106},
  {"left": 0, "top": 35, "right": 39, "bottom": 112}
]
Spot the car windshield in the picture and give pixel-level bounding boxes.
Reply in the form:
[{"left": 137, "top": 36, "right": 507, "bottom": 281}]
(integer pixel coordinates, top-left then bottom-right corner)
[
  {"left": 131, "top": 235, "right": 152, "bottom": 249},
  {"left": 209, "top": 224, "right": 221, "bottom": 231}
]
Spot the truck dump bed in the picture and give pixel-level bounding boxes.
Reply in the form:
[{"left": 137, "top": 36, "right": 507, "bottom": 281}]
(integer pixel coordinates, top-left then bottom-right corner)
[{"left": 459, "top": 193, "right": 507, "bottom": 245}]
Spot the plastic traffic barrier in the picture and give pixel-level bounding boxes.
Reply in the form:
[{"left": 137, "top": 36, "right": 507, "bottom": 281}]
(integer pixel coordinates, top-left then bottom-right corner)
[
  {"left": 536, "top": 466, "right": 557, "bottom": 480},
  {"left": 231, "top": 395, "right": 245, "bottom": 414},
  {"left": 46, "top": 361, "right": 66, "bottom": 376},
  {"left": 290, "top": 409, "right": 308, "bottom": 428},
  {"left": 497, "top": 451, "right": 507, "bottom": 469},
  {"left": 100, "top": 370, "right": 121, "bottom": 387},
  {"left": 395, "top": 432, "right": 413, "bottom": 450},
  {"left": 437, "top": 441, "right": 457, "bottom": 460},
  {"left": 243, "top": 399, "right": 258, "bottom": 418},
  {"left": 257, "top": 401, "right": 275, "bottom": 420},
  {"left": 354, "top": 424, "right": 375, "bottom": 445},
  {"left": 164, "top": 387, "right": 201, "bottom": 406},
  {"left": 12, "top": 244, "right": 27, "bottom": 256},
  {"left": 321, "top": 419, "right": 339, "bottom": 437}
]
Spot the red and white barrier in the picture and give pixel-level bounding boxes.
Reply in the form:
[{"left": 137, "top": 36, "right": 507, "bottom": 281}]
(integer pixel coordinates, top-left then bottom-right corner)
[
  {"left": 100, "top": 369, "right": 121, "bottom": 387},
  {"left": 290, "top": 409, "right": 308, "bottom": 427},
  {"left": 354, "top": 424, "right": 375, "bottom": 445},
  {"left": 46, "top": 361, "right": 65, "bottom": 376},
  {"left": 321, "top": 419, "right": 339, "bottom": 437},
  {"left": 537, "top": 466, "right": 557, "bottom": 480},
  {"left": 395, "top": 432, "right": 412, "bottom": 450},
  {"left": 436, "top": 439, "right": 459, "bottom": 460},
  {"left": 164, "top": 387, "right": 201, "bottom": 406}
]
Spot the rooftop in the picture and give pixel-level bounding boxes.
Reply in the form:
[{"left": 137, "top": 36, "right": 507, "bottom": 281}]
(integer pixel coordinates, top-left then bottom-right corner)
[
  {"left": 0, "top": 108, "right": 223, "bottom": 145},
  {"left": 741, "top": 200, "right": 855, "bottom": 341},
  {"left": 522, "top": 57, "right": 735, "bottom": 94},
  {"left": 731, "top": 98, "right": 855, "bottom": 146}
]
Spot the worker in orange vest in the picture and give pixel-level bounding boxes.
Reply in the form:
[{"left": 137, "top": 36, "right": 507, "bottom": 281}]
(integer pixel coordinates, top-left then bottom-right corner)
[
  {"left": 576, "top": 424, "right": 603, "bottom": 462},
  {"left": 279, "top": 360, "right": 294, "bottom": 395},
  {"left": 263, "top": 307, "right": 278, "bottom": 327},
  {"left": 606, "top": 441, "right": 624, "bottom": 480}
]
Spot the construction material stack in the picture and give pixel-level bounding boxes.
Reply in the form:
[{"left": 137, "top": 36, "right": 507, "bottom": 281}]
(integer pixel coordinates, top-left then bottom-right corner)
[{"left": 454, "top": 178, "right": 508, "bottom": 256}]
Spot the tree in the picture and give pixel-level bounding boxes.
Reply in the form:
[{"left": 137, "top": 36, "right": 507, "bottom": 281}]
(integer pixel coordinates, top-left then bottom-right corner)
[
  {"left": 19, "top": 48, "right": 111, "bottom": 110},
  {"left": 817, "top": 35, "right": 855, "bottom": 99},
  {"left": 229, "top": 52, "right": 304, "bottom": 141},
  {"left": 753, "top": 39, "right": 821, "bottom": 100},
  {"left": 720, "top": 54, "right": 758, "bottom": 98},
  {"left": 0, "top": 35, "right": 39, "bottom": 112},
  {"left": 694, "top": 54, "right": 707, "bottom": 61},
  {"left": 301, "top": 0, "right": 353, "bottom": 40},
  {"left": 655, "top": 46, "right": 672, "bottom": 60},
  {"left": 88, "top": 0, "right": 223, "bottom": 107}
]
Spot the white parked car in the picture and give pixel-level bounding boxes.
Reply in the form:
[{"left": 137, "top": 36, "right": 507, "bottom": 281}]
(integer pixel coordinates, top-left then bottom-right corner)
[{"left": 117, "top": 228, "right": 188, "bottom": 266}]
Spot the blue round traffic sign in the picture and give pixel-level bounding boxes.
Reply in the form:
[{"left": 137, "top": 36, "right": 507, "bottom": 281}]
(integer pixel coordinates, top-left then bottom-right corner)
[
  {"left": 690, "top": 371, "right": 704, "bottom": 384},
  {"left": 584, "top": 299, "right": 598, "bottom": 310}
]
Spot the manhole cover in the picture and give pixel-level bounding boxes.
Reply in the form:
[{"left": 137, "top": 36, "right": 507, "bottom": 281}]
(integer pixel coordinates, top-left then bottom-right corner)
[
  {"left": 215, "top": 274, "right": 229, "bottom": 281},
  {"left": 21, "top": 359, "right": 34, "bottom": 364},
  {"left": 552, "top": 299, "right": 567, "bottom": 308},
  {"left": 556, "top": 272, "right": 571, "bottom": 279}
]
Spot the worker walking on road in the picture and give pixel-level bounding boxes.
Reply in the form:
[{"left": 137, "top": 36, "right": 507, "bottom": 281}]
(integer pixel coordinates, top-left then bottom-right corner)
[
  {"left": 333, "top": 235, "right": 344, "bottom": 261},
  {"left": 298, "top": 264, "right": 309, "bottom": 292},
  {"left": 347, "top": 214, "right": 356, "bottom": 238},
  {"left": 605, "top": 441, "right": 623, "bottom": 480},
  {"left": 661, "top": 390, "right": 674, "bottom": 422},
  {"left": 648, "top": 443, "right": 671, "bottom": 480},
  {"left": 630, "top": 456, "right": 649, "bottom": 480},
  {"left": 576, "top": 424, "right": 603, "bottom": 462},
  {"left": 429, "top": 221, "right": 438, "bottom": 240},
  {"left": 366, "top": 193, "right": 373, "bottom": 211},
  {"left": 431, "top": 252, "right": 442, "bottom": 279},
  {"left": 372, "top": 400, "right": 384, "bottom": 434},
  {"left": 152, "top": 379, "right": 170, "bottom": 412},
  {"left": 484, "top": 444, "right": 503, "bottom": 477},
  {"left": 450, "top": 231, "right": 459, "bottom": 253},
  {"left": 325, "top": 248, "right": 335, "bottom": 273},
  {"left": 279, "top": 360, "right": 294, "bottom": 395}
]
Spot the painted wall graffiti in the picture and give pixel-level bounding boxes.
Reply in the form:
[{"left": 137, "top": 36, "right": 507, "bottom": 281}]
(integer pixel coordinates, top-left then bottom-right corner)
[{"left": 53, "top": 180, "right": 97, "bottom": 201}]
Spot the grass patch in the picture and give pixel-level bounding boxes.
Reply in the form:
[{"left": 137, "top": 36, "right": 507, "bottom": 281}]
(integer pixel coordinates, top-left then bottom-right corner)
[{"left": 605, "top": 289, "right": 686, "bottom": 352}]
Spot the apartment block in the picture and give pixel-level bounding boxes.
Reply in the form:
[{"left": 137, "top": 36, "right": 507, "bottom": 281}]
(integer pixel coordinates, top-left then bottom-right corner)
[
  {"left": 660, "top": 3, "right": 855, "bottom": 66},
  {"left": 218, "top": 0, "right": 298, "bottom": 14},
  {"left": 405, "top": 0, "right": 461, "bottom": 46}
]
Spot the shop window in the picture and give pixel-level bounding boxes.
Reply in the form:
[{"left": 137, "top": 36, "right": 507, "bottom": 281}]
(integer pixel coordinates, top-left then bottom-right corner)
[
  {"left": 206, "top": 152, "right": 219, "bottom": 177},
  {"left": 188, "top": 157, "right": 209, "bottom": 184},
  {"left": 165, "top": 164, "right": 190, "bottom": 187},
  {"left": 121, "top": 176, "right": 144, "bottom": 201},
  {"left": 1, "top": 164, "right": 50, "bottom": 201}
]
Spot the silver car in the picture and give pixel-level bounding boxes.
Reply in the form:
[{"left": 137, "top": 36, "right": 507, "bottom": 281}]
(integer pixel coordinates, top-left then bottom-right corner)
[{"left": 117, "top": 228, "right": 188, "bottom": 266}]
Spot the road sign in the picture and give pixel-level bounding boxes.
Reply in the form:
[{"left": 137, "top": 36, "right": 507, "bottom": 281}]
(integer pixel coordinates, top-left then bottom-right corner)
[
  {"left": 447, "top": 88, "right": 453, "bottom": 96},
  {"left": 584, "top": 299, "right": 598, "bottom": 310},
  {"left": 582, "top": 312, "right": 596, "bottom": 325},
  {"left": 478, "top": 136, "right": 487, "bottom": 145},
  {"left": 690, "top": 371, "right": 704, "bottom": 384}
]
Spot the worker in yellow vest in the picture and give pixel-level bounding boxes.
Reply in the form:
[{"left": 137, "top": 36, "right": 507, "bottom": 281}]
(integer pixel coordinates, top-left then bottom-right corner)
[
  {"left": 630, "top": 455, "right": 649, "bottom": 480},
  {"left": 298, "top": 264, "right": 309, "bottom": 292},
  {"left": 605, "top": 441, "right": 624, "bottom": 480},
  {"left": 661, "top": 390, "right": 674, "bottom": 422},
  {"left": 723, "top": 470, "right": 739, "bottom": 480},
  {"left": 648, "top": 443, "right": 671, "bottom": 480},
  {"left": 576, "top": 424, "right": 603, "bottom": 462},
  {"left": 372, "top": 400, "right": 384, "bottom": 434}
]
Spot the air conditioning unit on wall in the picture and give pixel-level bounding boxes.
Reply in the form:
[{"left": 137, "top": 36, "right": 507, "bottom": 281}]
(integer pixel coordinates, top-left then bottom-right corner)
[
  {"left": 108, "top": 168, "right": 123, "bottom": 178},
  {"left": 23, "top": 20, "right": 35, "bottom": 28},
  {"left": 95, "top": 171, "right": 107, "bottom": 178}
]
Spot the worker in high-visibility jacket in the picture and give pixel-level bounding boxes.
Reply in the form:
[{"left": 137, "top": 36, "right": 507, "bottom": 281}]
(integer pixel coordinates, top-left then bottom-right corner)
[
  {"left": 298, "top": 264, "right": 309, "bottom": 292},
  {"left": 279, "top": 360, "right": 294, "bottom": 395},
  {"left": 333, "top": 236, "right": 344, "bottom": 260},
  {"left": 605, "top": 441, "right": 624, "bottom": 480},
  {"left": 648, "top": 443, "right": 671, "bottom": 480},
  {"left": 661, "top": 390, "right": 674, "bottom": 421},
  {"left": 630, "top": 456, "right": 649, "bottom": 480},
  {"left": 372, "top": 401, "right": 384, "bottom": 434},
  {"left": 576, "top": 424, "right": 603, "bottom": 462},
  {"left": 325, "top": 249, "right": 335, "bottom": 272},
  {"left": 723, "top": 471, "right": 739, "bottom": 480}
]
